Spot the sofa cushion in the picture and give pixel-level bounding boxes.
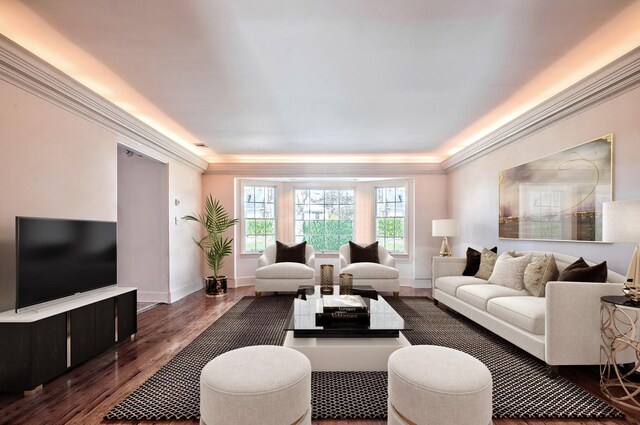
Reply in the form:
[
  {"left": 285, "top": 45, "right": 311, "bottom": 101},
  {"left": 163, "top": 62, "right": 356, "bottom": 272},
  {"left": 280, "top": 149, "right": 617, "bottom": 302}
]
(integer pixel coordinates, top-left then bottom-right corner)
[
  {"left": 275, "top": 241, "right": 307, "bottom": 264},
  {"left": 487, "top": 296, "right": 546, "bottom": 335},
  {"left": 341, "top": 262, "right": 399, "bottom": 279},
  {"left": 463, "top": 247, "right": 497, "bottom": 276},
  {"left": 475, "top": 248, "right": 500, "bottom": 280},
  {"left": 558, "top": 257, "right": 608, "bottom": 283},
  {"left": 457, "top": 284, "right": 529, "bottom": 311},
  {"left": 255, "top": 262, "right": 314, "bottom": 279},
  {"left": 488, "top": 253, "right": 532, "bottom": 290},
  {"left": 435, "top": 276, "right": 487, "bottom": 297},
  {"left": 523, "top": 255, "right": 559, "bottom": 297},
  {"left": 349, "top": 241, "right": 380, "bottom": 264}
]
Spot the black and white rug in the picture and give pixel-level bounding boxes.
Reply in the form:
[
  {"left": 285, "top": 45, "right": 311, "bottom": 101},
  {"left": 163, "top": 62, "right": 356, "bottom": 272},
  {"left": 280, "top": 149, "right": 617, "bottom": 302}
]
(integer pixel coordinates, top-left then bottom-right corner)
[{"left": 105, "top": 296, "right": 624, "bottom": 421}]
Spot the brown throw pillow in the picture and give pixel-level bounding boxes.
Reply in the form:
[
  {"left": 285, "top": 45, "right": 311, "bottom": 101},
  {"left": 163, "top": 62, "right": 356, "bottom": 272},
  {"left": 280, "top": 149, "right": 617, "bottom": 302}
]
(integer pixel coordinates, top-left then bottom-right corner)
[
  {"left": 275, "top": 241, "right": 307, "bottom": 264},
  {"left": 557, "top": 257, "right": 608, "bottom": 283},
  {"left": 523, "top": 255, "right": 559, "bottom": 297},
  {"left": 349, "top": 241, "right": 380, "bottom": 264},
  {"left": 463, "top": 247, "right": 497, "bottom": 276}
]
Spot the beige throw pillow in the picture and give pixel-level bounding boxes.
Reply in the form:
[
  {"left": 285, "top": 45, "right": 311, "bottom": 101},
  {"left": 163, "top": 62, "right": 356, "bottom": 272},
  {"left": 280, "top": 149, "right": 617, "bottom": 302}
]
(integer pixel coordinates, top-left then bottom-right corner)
[
  {"left": 475, "top": 248, "right": 499, "bottom": 280},
  {"left": 488, "top": 252, "right": 533, "bottom": 290},
  {"left": 524, "top": 255, "right": 560, "bottom": 297}
]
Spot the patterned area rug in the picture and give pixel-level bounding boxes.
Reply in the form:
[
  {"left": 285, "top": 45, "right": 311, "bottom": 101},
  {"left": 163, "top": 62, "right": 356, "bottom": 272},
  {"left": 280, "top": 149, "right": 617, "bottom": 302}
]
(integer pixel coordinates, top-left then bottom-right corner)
[{"left": 105, "top": 296, "right": 623, "bottom": 421}]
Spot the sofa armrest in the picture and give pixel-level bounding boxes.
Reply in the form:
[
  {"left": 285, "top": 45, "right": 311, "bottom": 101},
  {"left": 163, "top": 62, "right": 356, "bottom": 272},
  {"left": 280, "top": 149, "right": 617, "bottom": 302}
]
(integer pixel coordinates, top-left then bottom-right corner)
[
  {"left": 380, "top": 251, "right": 396, "bottom": 268},
  {"left": 431, "top": 257, "right": 466, "bottom": 284},
  {"left": 545, "top": 280, "right": 624, "bottom": 366}
]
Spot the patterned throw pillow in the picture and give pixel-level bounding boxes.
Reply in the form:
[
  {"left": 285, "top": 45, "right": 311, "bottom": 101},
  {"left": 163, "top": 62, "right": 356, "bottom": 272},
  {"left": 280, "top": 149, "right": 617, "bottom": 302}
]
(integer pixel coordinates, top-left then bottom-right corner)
[
  {"left": 475, "top": 248, "right": 499, "bottom": 280},
  {"left": 488, "top": 252, "right": 533, "bottom": 290},
  {"left": 523, "top": 255, "right": 559, "bottom": 297}
]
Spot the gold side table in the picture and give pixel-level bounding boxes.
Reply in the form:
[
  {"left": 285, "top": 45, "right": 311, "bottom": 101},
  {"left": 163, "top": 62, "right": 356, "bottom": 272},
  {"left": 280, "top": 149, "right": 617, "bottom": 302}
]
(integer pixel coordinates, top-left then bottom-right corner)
[{"left": 600, "top": 295, "right": 640, "bottom": 411}]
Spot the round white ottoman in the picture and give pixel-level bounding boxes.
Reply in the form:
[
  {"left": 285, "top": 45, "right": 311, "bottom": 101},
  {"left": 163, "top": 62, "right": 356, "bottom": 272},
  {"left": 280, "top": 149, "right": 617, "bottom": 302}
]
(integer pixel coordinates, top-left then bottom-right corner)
[
  {"left": 388, "top": 345, "right": 492, "bottom": 425},
  {"left": 200, "top": 345, "right": 312, "bottom": 425}
]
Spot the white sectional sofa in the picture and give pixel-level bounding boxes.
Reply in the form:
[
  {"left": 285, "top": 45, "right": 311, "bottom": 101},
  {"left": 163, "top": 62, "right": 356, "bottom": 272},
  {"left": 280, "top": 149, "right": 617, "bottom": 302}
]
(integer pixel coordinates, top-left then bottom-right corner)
[{"left": 432, "top": 251, "right": 626, "bottom": 370}]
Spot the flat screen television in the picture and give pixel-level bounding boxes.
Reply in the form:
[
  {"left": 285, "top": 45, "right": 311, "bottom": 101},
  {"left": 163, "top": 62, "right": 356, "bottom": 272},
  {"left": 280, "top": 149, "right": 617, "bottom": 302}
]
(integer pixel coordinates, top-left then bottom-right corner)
[{"left": 16, "top": 217, "right": 117, "bottom": 311}]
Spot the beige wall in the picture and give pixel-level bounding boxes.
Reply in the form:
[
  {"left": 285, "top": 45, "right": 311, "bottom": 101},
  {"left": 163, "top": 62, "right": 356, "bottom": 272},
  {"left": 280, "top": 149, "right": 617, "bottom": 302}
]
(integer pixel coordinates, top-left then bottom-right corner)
[
  {"left": 0, "top": 79, "right": 204, "bottom": 311},
  {"left": 117, "top": 150, "right": 169, "bottom": 302},
  {"left": 447, "top": 85, "right": 640, "bottom": 274},
  {"left": 0, "top": 79, "right": 117, "bottom": 311},
  {"left": 201, "top": 172, "right": 448, "bottom": 288}
]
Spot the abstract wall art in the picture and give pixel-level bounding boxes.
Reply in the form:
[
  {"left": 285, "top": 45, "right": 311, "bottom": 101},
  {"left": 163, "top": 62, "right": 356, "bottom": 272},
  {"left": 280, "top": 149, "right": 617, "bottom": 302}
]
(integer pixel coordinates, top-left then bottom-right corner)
[{"left": 499, "top": 135, "right": 613, "bottom": 241}]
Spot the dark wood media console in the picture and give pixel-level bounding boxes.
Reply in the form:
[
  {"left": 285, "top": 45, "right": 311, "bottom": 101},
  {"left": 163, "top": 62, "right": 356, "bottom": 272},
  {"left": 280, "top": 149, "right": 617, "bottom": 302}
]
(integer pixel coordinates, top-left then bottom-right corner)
[{"left": 0, "top": 287, "right": 136, "bottom": 393}]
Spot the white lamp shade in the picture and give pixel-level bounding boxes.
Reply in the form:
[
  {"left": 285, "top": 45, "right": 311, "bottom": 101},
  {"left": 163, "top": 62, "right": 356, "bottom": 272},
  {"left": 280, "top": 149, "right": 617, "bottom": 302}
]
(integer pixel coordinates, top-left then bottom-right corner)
[
  {"left": 602, "top": 200, "right": 640, "bottom": 243},
  {"left": 432, "top": 219, "right": 459, "bottom": 237}
]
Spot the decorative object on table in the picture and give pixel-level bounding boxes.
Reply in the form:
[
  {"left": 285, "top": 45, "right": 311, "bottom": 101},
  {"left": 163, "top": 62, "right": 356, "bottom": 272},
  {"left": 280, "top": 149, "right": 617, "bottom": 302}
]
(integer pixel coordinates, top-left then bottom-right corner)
[
  {"left": 600, "top": 295, "right": 640, "bottom": 411},
  {"left": 182, "top": 195, "right": 238, "bottom": 296},
  {"left": 315, "top": 298, "right": 370, "bottom": 324},
  {"left": 320, "top": 264, "right": 334, "bottom": 294},
  {"left": 432, "top": 219, "right": 459, "bottom": 256},
  {"left": 499, "top": 134, "right": 612, "bottom": 241},
  {"left": 339, "top": 272, "right": 353, "bottom": 295},
  {"left": 603, "top": 200, "right": 640, "bottom": 301},
  {"left": 321, "top": 294, "right": 368, "bottom": 312}
]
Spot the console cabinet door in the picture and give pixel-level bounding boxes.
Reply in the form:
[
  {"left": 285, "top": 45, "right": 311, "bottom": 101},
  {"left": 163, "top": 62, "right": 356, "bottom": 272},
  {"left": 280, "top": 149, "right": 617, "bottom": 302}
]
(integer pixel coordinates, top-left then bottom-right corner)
[
  {"left": 95, "top": 298, "right": 116, "bottom": 353},
  {"left": 70, "top": 304, "right": 96, "bottom": 367},
  {"left": 0, "top": 322, "right": 34, "bottom": 391},
  {"left": 34, "top": 313, "right": 67, "bottom": 386},
  {"left": 117, "top": 291, "right": 137, "bottom": 341}
]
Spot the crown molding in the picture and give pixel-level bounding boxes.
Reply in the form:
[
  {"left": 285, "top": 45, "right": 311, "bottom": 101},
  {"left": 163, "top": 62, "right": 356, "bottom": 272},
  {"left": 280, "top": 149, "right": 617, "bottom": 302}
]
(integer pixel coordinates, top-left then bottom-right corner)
[
  {"left": 442, "top": 46, "right": 640, "bottom": 171},
  {"left": 0, "top": 35, "right": 207, "bottom": 172},
  {"left": 205, "top": 162, "right": 444, "bottom": 176}
]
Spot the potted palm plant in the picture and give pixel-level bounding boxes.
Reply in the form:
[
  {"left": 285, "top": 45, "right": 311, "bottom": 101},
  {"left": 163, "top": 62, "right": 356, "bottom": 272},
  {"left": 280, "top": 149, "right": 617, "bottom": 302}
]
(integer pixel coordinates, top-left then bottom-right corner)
[{"left": 183, "top": 195, "right": 238, "bottom": 296}]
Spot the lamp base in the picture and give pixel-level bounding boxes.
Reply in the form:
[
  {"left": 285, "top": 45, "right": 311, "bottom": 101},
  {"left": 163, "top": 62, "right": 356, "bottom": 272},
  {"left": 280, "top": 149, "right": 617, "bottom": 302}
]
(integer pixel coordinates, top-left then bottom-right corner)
[{"left": 439, "top": 236, "right": 452, "bottom": 257}]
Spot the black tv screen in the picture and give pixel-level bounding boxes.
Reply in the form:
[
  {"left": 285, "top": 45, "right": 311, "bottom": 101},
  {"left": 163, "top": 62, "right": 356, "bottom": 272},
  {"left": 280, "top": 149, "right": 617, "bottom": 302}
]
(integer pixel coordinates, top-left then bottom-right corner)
[{"left": 16, "top": 217, "right": 117, "bottom": 310}]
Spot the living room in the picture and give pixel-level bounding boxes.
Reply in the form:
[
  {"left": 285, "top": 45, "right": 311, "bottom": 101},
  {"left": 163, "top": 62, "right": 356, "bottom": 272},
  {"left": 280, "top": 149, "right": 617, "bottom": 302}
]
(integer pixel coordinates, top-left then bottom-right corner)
[{"left": 1, "top": 1, "right": 640, "bottom": 424}]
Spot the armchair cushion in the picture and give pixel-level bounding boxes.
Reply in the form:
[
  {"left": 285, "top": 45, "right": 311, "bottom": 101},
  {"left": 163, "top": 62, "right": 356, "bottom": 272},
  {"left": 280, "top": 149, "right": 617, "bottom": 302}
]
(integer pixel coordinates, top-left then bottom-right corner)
[
  {"left": 255, "top": 262, "right": 315, "bottom": 280},
  {"left": 276, "top": 241, "right": 307, "bottom": 264},
  {"left": 340, "top": 262, "right": 399, "bottom": 279},
  {"left": 349, "top": 241, "right": 380, "bottom": 264}
]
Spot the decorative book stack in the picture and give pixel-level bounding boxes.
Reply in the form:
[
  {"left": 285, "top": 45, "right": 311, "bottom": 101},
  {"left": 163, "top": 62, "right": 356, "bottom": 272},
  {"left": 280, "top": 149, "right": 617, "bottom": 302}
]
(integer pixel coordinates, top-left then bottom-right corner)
[{"left": 315, "top": 294, "right": 370, "bottom": 325}]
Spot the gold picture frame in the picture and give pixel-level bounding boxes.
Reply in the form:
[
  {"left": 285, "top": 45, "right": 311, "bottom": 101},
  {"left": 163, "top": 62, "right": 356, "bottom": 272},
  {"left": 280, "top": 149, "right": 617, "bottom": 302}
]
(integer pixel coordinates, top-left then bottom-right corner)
[{"left": 499, "top": 134, "right": 613, "bottom": 242}]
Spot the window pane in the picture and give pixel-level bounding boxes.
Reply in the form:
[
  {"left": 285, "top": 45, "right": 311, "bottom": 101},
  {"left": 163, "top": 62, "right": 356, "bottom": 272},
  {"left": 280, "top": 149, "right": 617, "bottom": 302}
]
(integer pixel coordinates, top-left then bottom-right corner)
[
  {"left": 294, "top": 188, "right": 354, "bottom": 252},
  {"left": 243, "top": 185, "right": 277, "bottom": 252},
  {"left": 375, "top": 186, "right": 406, "bottom": 253}
]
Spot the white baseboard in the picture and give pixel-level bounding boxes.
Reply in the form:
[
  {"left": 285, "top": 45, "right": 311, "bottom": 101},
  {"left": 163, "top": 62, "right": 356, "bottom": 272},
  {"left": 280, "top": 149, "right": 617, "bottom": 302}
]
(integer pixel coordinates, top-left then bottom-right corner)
[
  {"left": 233, "top": 276, "right": 255, "bottom": 287},
  {"left": 137, "top": 291, "right": 170, "bottom": 303},
  {"left": 412, "top": 278, "right": 431, "bottom": 289},
  {"left": 169, "top": 279, "right": 203, "bottom": 303}
]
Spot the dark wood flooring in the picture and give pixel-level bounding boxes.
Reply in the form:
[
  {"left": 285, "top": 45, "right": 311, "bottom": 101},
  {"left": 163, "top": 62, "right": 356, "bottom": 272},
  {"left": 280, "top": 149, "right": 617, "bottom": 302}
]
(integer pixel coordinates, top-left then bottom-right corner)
[{"left": 1, "top": 286, "right": 639, "bottom": 425}]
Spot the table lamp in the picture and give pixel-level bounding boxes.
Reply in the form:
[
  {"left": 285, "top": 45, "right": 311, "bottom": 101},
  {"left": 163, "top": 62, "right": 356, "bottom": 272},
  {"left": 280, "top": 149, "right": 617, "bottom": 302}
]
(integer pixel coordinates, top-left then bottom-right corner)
[
  {"left": 432, "top": 219, "right": 459, "bottom": 257},
  {"left": 602, "top": 200, "right": 640, "bottom": 300}
]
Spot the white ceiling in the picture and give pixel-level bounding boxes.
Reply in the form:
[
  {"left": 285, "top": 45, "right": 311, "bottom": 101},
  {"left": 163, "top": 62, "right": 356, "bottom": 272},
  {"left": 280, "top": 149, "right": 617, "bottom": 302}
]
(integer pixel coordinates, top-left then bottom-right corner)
[{"left": 2, "top": 0, "right": 639, "bottom": 162}]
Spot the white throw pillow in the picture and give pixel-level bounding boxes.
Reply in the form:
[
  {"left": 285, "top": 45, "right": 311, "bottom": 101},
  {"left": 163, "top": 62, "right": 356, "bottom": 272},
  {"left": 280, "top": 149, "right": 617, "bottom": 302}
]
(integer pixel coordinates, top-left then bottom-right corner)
[{"left": 488, "top": 253, "right": 533, "bottom": 290}]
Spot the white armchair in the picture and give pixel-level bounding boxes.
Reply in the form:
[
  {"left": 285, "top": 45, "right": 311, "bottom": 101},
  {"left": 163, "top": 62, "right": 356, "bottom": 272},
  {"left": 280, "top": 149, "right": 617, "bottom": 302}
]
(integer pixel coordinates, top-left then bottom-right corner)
[
  {"left": 339, "top": 243, "right": 400, "bottom": 296},
  {"left": 254, "top": 243, "right": 316, "bottom": 296}
]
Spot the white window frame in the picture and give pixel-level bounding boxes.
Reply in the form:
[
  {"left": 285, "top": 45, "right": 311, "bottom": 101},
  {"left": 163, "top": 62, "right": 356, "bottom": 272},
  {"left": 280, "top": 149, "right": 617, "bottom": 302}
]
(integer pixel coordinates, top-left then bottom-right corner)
[
  {"left": 240, "top": 182, "right": 278, "bottom": 253},
  {"left": 373, "top": 182, "right": 409, "bottom": 255}
]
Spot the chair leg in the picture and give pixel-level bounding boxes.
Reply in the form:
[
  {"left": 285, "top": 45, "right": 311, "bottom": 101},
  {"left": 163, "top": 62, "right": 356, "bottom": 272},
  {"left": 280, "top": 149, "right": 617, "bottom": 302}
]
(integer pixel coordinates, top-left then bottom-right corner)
[
  {"left": 393, "top": 291, "right": 399, "bottom": 297},
  {"left": 255, "top": 291, "right": 262, "bottom": 297}
]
